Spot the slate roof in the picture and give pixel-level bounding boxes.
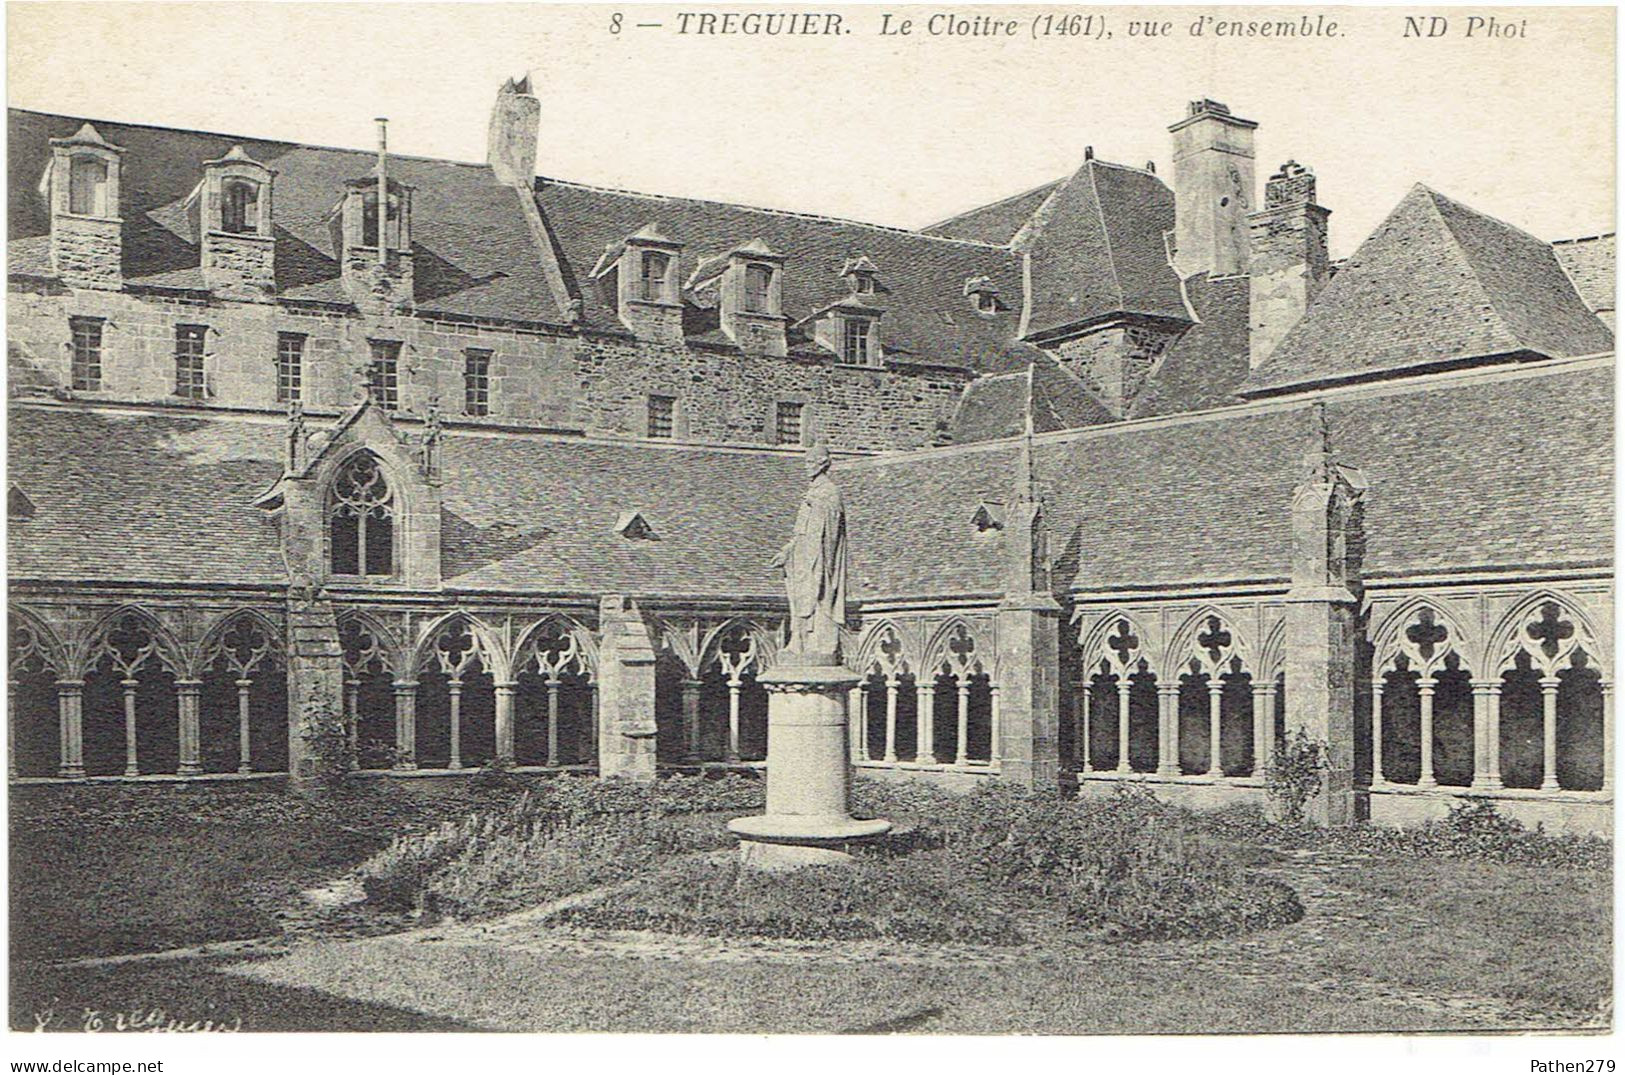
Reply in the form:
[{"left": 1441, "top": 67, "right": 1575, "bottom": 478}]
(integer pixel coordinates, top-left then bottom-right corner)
[
  {"left": 921, "top": 180, "right": 1063, "bottom": 245},
  {"left": 8, "top": 109, "right": 568, "bottom": 324},
  {"left": 950, "top": 358, "right": 1114, "bottom": 443},
  {"left": 532, "top": 178, "right": 1028, "bottom": 370},
  {"left": 1127, "top": 273, "right": 1252, "bottom": 418},
  {"left": 845, "top": 360, "right": 1613, "bottom": 596},
  {"left": 11, "top": 357, "right": 1611, "bottom": 599},
  {"left": 1553, "top": 233, "right": 1616, "bottom": 328},
  {"left": 1242, "top": 185, "right": 1613, "bottom": 397},
  {"left": 1016, "top": 159, "right": 1190, "bottom": 340}
]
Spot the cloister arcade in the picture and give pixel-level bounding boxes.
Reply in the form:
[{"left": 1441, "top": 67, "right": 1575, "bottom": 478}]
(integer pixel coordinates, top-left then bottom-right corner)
[{"left": 849, "top": 618, "right": 1000, "bottom": 770}]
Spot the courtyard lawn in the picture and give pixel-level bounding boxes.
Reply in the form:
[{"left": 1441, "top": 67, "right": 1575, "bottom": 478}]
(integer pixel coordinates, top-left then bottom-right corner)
[{"left": 7, "top": 780, "right": 1612, "bottom": 1034}]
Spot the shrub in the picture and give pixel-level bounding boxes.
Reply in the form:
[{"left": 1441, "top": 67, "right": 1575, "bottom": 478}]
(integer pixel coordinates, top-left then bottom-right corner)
[
  {"left": 1264, "top": 728, "right": 1328, "bottom": 824},
  {"left": 295, "top": 700, "right": 352, "bottom": 791},
  {"left": 552, "top": 852, "right": 1024, "bottom": 945},
  {"left": 1328, "top": 798, "right": 1612, "bottom": 871}
]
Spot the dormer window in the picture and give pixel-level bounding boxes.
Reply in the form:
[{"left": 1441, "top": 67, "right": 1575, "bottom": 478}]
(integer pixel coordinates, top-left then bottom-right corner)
[
  {"left": 964, "top": 275, "right": 1002, "bottom": 316},
  {"left": 69, "top": 157, "right": 109, "bottom": 217},
  {"left": 221, "top": 178, "right": 260, "bottom": 234},
  {"left": 841, "top": 255, "right": 881, "bottom": 298},
  {"left": 744, "top": 263, "right": 773, "bottom": 314},
  {"left": 641, "top": 251, "right": 672, "bottom": 302},
  {"left": 361, "top": 191, "right": 404, "bottom": 249},
  {"left": 842, "top": 318, "right": 872, "bottom": 364}
]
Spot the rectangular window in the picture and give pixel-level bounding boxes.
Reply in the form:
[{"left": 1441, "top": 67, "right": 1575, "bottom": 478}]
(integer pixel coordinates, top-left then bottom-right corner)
[
  {"left": 69, "top": 317, "right": 103, "bottom": 392},
  {"left": 775, "top": 401, "right": 804, "bottom": 446},
  {"left": 69, "top": 156, "right": 108, "bottom": 216},
  {"left": 367, "top": 339, "right": 400, "bottom": 410},
  {"left": 464, "top": 348, "right": 491, "bottom": 417},
  {"left": 841, "top": 318, "right": 872, "bottom": 365},
  {"left": 276, "top": 332, "right": 304, "bottom": 404},
  {"left": 174, "top": 324, "right": 207, "bottom": 400},
  {"left": 744, "top": 264, "right": 772, "bottom": 313},
  {"left": 647, "top": 394, "right": 675, "bottom": 439},
  {"left": 640, "top": 252, "right": 670, "bottom": 302}
]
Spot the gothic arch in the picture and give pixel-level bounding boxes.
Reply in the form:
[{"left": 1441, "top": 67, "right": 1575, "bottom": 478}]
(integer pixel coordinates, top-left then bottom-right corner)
[
  {"left": 1372, "top": 596, "right": 1475, "bottom": 678},
  {"left": 9, "top": 606, "right": 66, "bottom": 677},
  {"left": 699, "top": 617, "right": 779, "bottom": 678},
  {"left": 853, "top": 619, "right": 919, "bottom": 679},
  {"left": 514, "top": 612, "right": 599, "bottom": 681},
  {"left": 923, "top": 617, "right": 990, "bottom": 679},
  {"left": 412, "top": 611, "right": 508, "bottom": 681},
  {"left": 1257, "top": 617, "right": 1287, "bottom": 683},
  {"left": 1487, "top": 589, "right": 1608, "bottom": 678},
  {"left": 336, "top": 609, "right": 406, "bottom": 676},
  {"left": 1078, "top": 610, "right": 1155, "bottom": 677},
  {"left": 198, "top": 608, "right": 286, "bottom": 675},
  {"left": 1166, "top": 606, "right": 1254, "bottom": 676},
  {"left": 655, "top": 618, "right": 704, "bottom": 679},
  {"left": 81, "top": 604, "right": 185, "bottom": 678},
  {"left": 324, "top": 448, "right": 403, "bottom": 578}
]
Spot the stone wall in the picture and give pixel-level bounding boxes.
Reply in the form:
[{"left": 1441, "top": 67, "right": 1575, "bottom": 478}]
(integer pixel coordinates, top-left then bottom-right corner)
[
  {"left": 575, "top": 337, "right": 965, "bottom": 449},
  {"left": 9, "top": 282, "right": 962, "bottom": 450},
  {"left": 1051, "top": 323, "right": 1177, "bottom": 417}
]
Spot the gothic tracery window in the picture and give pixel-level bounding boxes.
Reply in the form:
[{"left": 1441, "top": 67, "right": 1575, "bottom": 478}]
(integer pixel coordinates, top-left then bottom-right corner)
[{"left": 329, "top": 453, "right": 395, "bottom": 577}]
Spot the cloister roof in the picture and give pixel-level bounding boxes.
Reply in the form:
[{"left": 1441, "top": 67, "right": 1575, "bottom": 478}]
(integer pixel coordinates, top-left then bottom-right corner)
[{"left": 13, "top": 357, "right": 1609, "bottom": 602}]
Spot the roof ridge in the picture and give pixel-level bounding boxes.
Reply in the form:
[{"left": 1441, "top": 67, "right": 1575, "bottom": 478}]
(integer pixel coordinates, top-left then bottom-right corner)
[
  {"left": 535, "top": 175, "right": 1013, "bottom": 250},
  {"left": 7, "top": 106, "right": 497, "bottom": 173},
  {"left": 1422, "top": 184, "right": 1568, "bottom": 253},
  {"left": 1552, "top": 232, "right": 1616, "bottom": 246},
  {"left": 918, "top": 176, "right": 1064, "bottom": 234},
  {"left": 1086, "top": 161, "right": 1129, "bottom": 312},
  {"left": 1420, "top": 186, "right": 1530, "bottom": 350}
]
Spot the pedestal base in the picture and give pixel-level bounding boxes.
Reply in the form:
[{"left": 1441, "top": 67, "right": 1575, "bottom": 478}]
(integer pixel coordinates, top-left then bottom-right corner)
[{"left": 728, "top": 660, "right": 891, "bottom": 870}]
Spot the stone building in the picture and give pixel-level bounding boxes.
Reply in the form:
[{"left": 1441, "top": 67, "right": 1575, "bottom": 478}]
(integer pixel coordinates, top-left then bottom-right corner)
[{"left": 7, "top": 87, "right": 1614, "bottom": 831}]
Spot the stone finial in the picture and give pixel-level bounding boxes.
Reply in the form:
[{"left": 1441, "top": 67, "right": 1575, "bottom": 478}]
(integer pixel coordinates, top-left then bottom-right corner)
[
  {"left": 286, "top": 400, "right": 308, "bottom": 473},
  {"left": 419, "top": 396, "right": 443, "bottom": 483},
  {"left": 1302, "top": 400, "right": 1332, "bottom": 485}
]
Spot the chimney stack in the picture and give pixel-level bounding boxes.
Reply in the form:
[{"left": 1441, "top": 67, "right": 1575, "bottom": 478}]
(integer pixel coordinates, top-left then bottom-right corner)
[
  {"left": 487, "top": 76, "right": 540, "bottom": 187},
  {"left": 1168, "top": 99, "right": 1257, "bottom": 278},
  {"left": 1247, "top": 161, "right": 1331, "bottom": 368}
]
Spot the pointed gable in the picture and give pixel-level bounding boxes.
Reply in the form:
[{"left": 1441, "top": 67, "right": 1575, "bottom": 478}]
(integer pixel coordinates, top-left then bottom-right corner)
[
  {"left": 1020, "top": 159, "right": 1190, "bottom": 341},
  {"left": 1242, "top": 185, "right": 1614, "bottom": 397}
]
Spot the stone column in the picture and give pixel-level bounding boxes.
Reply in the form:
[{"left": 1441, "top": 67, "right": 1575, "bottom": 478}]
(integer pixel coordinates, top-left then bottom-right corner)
[
  {"left": 343, "top": 677, "right": 360, "bottom": 757},
  {"left": 1540, "top": 676, "right": 1561, "bottom": 790},
  {"left": 545, "top": 677, "right": 561, "bottom": 767},
  {"left": 447, "top": 678, "right": 464, "bottom": 770},
  {"left": 1252, "top": 681, "right": 1275, "bottom": 776},
  {"left": 1078, "top": 681, "right": 1092, "bottom": 773},
  {"left": 56, "top": 679, "right": 85, "bottom": 779},
  {"left": 176, "top": 679, "right": 203, "bottom": 777},
  {"left": 1417, "top": 680, "right": 1436, "bottom": 787},
  {"left": 914, "top": 681, "right": 935, "bottom": 765},
  {"left": 1370, "top": 679, "right": 1386, "bottom": 786},
  {"left": 1602, "top": 680, "right": 1613, "bottom": 791},
  {"left": 1115, "top": 678, "right": 1132, "bottom": 774},
  {"left": 236, "top": 677, "right": 254, "bottom": 773},
  {"left": 680, "top": 678, "right": 703, "bottom": 762},
  {"left": 726, "top": 677, "right": 743, "bottom": 764},
  {"left": 1207, "top": 679, "right": 1225, "bottom": 776},
  {"left": 1485, "top": 680, "right": 1503, "bottom": 789},
  {"left": 1156, "top": 683, "right": 1180, "bottom": 776},
  {"left": 595, "top": 596, "right": 658, "bottom": 783},
  {"left": 989, "top": 684, "right": 1001, "bottom": 767},
  {"left": 882, "top": 678, "right": 899, "bottom": 762},
  {"left": 847, "top": 685, "right": 863, "bottom": 764},
  {"left": 392, "top": 680, "right": 417, "bottom": 769},
  {"left": 493, "top": 681, "right": 516, "bottom": 763},
  {"left": 588, "top": 685, "right": 600, "bottom": 759},
  {"left": 954, "top": 678, "right": 970, "bottom": 766},
  {"left": 121, "top": 678, "right": 140, "bottom": 777},
  {"left": 1470, "top": 679, "right": 1498, "bottom": 789}
]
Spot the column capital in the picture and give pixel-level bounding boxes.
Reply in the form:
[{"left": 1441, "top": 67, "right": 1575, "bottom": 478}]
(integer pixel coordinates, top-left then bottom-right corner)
[
  {"left": 174, "top": 678, "right": 204, "bottom": 689},
  {"left": 120, "top": 677, "right": 140, "bottom": 689},
  {"left": 493, "top": 680, "right": 518, "bottom": 693},
  {"left": 682, "top": 677, "right": 704, "bottom": 690},
  {"left": 1539, "top": 675, "right": 1564, "bottom": 691},
  {"left": 1158, "top": 683, "right": 1179, "bottom": 698},
  {"left": 54, "top": 678, "right": 85, "bottom": 691},
  {"left": 1470, "top": 679, "right": 1502, "bottom": 693},
  {"left": 391, "top": 679, "right": 419, "bottom": 693},
  {"left": 235, "top": 677, "right": 254, "bottom": 689}
]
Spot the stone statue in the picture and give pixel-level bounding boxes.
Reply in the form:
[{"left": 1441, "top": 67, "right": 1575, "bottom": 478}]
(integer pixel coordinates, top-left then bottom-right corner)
[{"left": 772, "top": 442, "right": 847, "bottom": 662}]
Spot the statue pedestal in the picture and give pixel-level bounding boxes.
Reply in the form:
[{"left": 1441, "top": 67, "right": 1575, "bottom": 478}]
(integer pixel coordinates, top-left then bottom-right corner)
[{"left": 728, "top": 660, "right": 891, "bottom": 869}]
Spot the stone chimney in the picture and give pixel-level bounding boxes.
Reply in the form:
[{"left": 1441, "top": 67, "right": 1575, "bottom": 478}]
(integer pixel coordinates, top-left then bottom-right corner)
[
  {"left": 1247, "top": 161, "right": 1330, "bottom": 367},
  {"left": 487, "top": 76, "right": 540, "bottom": 187},
  {"left": 1168, "top": 99, "right": 1257, "bottom": 278}
]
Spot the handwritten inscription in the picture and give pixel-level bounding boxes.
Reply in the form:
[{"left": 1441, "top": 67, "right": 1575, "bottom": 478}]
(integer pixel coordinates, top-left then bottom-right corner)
[{"left": 31, "top": 1002, "right": 242, "bottom": 1033}]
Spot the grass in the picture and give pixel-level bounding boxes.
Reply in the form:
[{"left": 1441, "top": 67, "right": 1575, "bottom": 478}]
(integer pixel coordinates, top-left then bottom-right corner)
[{"left": 7, "top": 777, "right": 1613, "bottom": 1033}]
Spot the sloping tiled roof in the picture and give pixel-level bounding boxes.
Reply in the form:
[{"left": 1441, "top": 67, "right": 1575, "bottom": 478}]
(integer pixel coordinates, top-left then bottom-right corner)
[
  {"left": 1242, "top": 185, "right": 1613, "bottom": 397},
  {"left": 9, "top": 109, "right": 570, "bottom": 324},
  {"left": 950, "top": 358, "right": 1115, "bottom": 443},
  {"left": 532, "top": 178, "right": 1027, "bottom": 371},
  {"left": 845, "top": 360, "right": 1613, "bottom": 597},
  {"left": 920, "top": 180, "right": 1063, "bottom": 245},
  {"left": 1553, "top": 233, "right": 1616, "bottom": 328},
  {"left": 1128, "top": 273, "right": 1251, "bottom": 418},
  {"left": 1020, "top": 159, "right": 1190, "bottom": 339},
  {"left": 8, "top": 406, "right": 287, "bottom": 585}
]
